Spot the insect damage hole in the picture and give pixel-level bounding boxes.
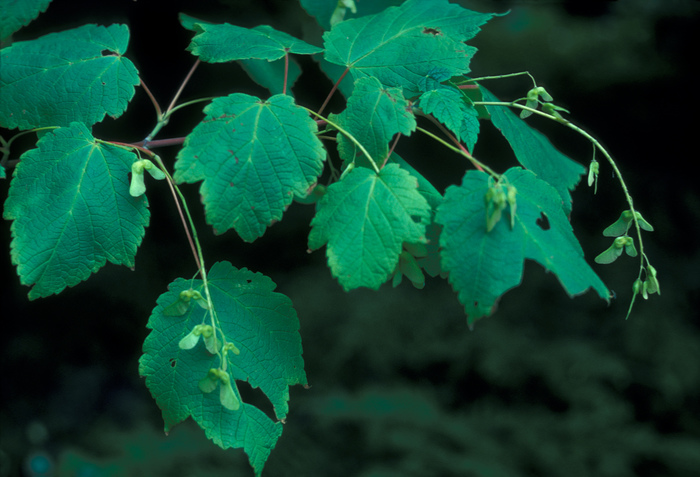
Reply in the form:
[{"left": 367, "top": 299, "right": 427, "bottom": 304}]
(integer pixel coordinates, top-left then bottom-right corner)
[
  {"left": 422, "top": 27, "right": 442, "bottom": 36},
  {"left": 237, "top": 380, "right": 275, "bottom": 421},
  {"left": 536, "top": 212, "right": 550, "bottom": 230}
]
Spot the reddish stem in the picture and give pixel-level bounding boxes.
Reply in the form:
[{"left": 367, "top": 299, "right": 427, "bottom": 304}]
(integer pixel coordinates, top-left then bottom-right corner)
[
  {"left": 318, "top": 67, "right": 350, "bottom": 116},
  {"left": 167, "top": 59, "right": 200, "bottom": 113},
  {"left": 283, "top": 51, "right": 289, "bottom": 96},
  {"left": 425, "top": 115, "right": 483, "bottom": 172},
  {"left": 382, "top": 133, "right": 402, "bottom": 169},
  {"left": 108, "top": 141, "right": 155, "bottom": 157},
  {"left": 135, "top": 137, "right": 186, "bottom": 149},
  {"left": 140, "top": 78, "right": 162, "bottom": 118},
  {"left": 163, "top": 172, "right": 201, "bottom": 271}
]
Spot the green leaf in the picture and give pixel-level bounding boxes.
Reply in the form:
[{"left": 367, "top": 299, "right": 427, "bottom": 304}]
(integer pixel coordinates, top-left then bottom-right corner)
[
  {"left": 178, "top": 12, "right": 212, "bottom": 31},
  {"left": 389, "top": 153, "right": 443, "bottom": 212},
  {"left": 139, "top": 262, "right": 306, "bottom": 477},
  {"left": 187, "top": 23, "right": 322, "bottom": 63},
  {"left": 436, "top": 167, "right": 608, "bottom": 326},
  {"left": 334, "top": 76, "right": 416, "bottom": 169},
  {"left": 174, "top": 93, "right": 325, "bottom": 242},
  {"left": 322, "top": 0, "right": 495, "bottom": 96},
  {"left": 455, "top": 78, "right": 490, "bottom": 119},
  {"left": 3, "top": 122, "right": 149, "bottom": 299},
  {"left": 300, "top": 0, "right": 404, "bottom": 31},
  {"left": 481, "top": 87, "right": 585, "bottom": 216},
  {"left": 0, "top": 24, "right": 139, "bottom": 130},
  {"left": 418, "top": 84, "right": 479, "bottom": 151},
  {"left": 308, "top": 164, "right": 431, "bottom": 290},
  {"left": 178, "top": 14, "right": 304, "bottom": 95},
  {"left": 0, "top": 0, "right": 52, "bottom": 41},
  {"left": 388, "top": 154, "right": 444, "bottom": 278}
]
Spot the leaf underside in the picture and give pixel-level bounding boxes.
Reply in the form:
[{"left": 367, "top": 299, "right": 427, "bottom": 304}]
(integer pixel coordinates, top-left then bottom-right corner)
[
  {"left": 139, "top": 262, "right": 306, "bottom": 477},
  {"left": 2, "top": 122, "right": 149, "bottom": 299},
  {"left": 436, "top": 167, "right": 608, "bottom": 326},
  {"left": 481, "top": 87, "right": 585, "bottom": 215}
]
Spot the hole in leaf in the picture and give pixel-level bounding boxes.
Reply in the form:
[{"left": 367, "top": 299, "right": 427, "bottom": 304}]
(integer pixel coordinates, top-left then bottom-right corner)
[
  {"left": 237, "top": 380, "right": 275, "bottom": 421},
  {"left": 169, "top": 358, "right": 177, "bottom": 368},
  {"left": 411, "top": 215, "right": 422, "bottom": 223},
  {"left": 536, "top": 212, "right": 550, "bottom": 230},
  {"left": 422, "top": 27, "right": 442, "bottom": 36}
]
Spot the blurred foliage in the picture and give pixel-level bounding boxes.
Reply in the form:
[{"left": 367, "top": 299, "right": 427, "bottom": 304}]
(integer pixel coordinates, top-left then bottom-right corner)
[
  {"left": 277, "top": 265, "right": 700, "bottom": 477},
  {"left": 9, "top": 265, "right": 695, "bottom": 477},
  {"left": 465, "top": 0, "right": 696, "bottom": 91}
]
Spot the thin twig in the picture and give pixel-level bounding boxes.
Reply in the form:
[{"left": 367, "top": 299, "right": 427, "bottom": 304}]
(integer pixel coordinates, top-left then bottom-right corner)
[
  {"left": 167, "top": 173, "right": 201, "bottom": 271},
  {"left": 166, "top": 59, "right": 201, "bottom": 114},
  {"left": 318, "top": 67, "right": 349, "bottom": 116},
  {"left": 382, "top": 133, "right": 402, "bottom": 169},
  {"left": 283, "top": 52, "right": 289, "bottom": 96},
  {"left": 133, "top": 137, "right": 186, "bottom": 149},
  {"left": 421, "top": 114, "right": 484, "bottom": 172},
  {"left": 140, "top": 78, "right": 162, "bottom": 118},
  {"left": 151, "top": 156, "right": 201, "bottom": 271}
]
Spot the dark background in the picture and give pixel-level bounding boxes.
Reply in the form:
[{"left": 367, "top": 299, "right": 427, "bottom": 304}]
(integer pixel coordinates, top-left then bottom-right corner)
[{"left": 2, "top": 0, "right": 699, "bottom": 476}]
